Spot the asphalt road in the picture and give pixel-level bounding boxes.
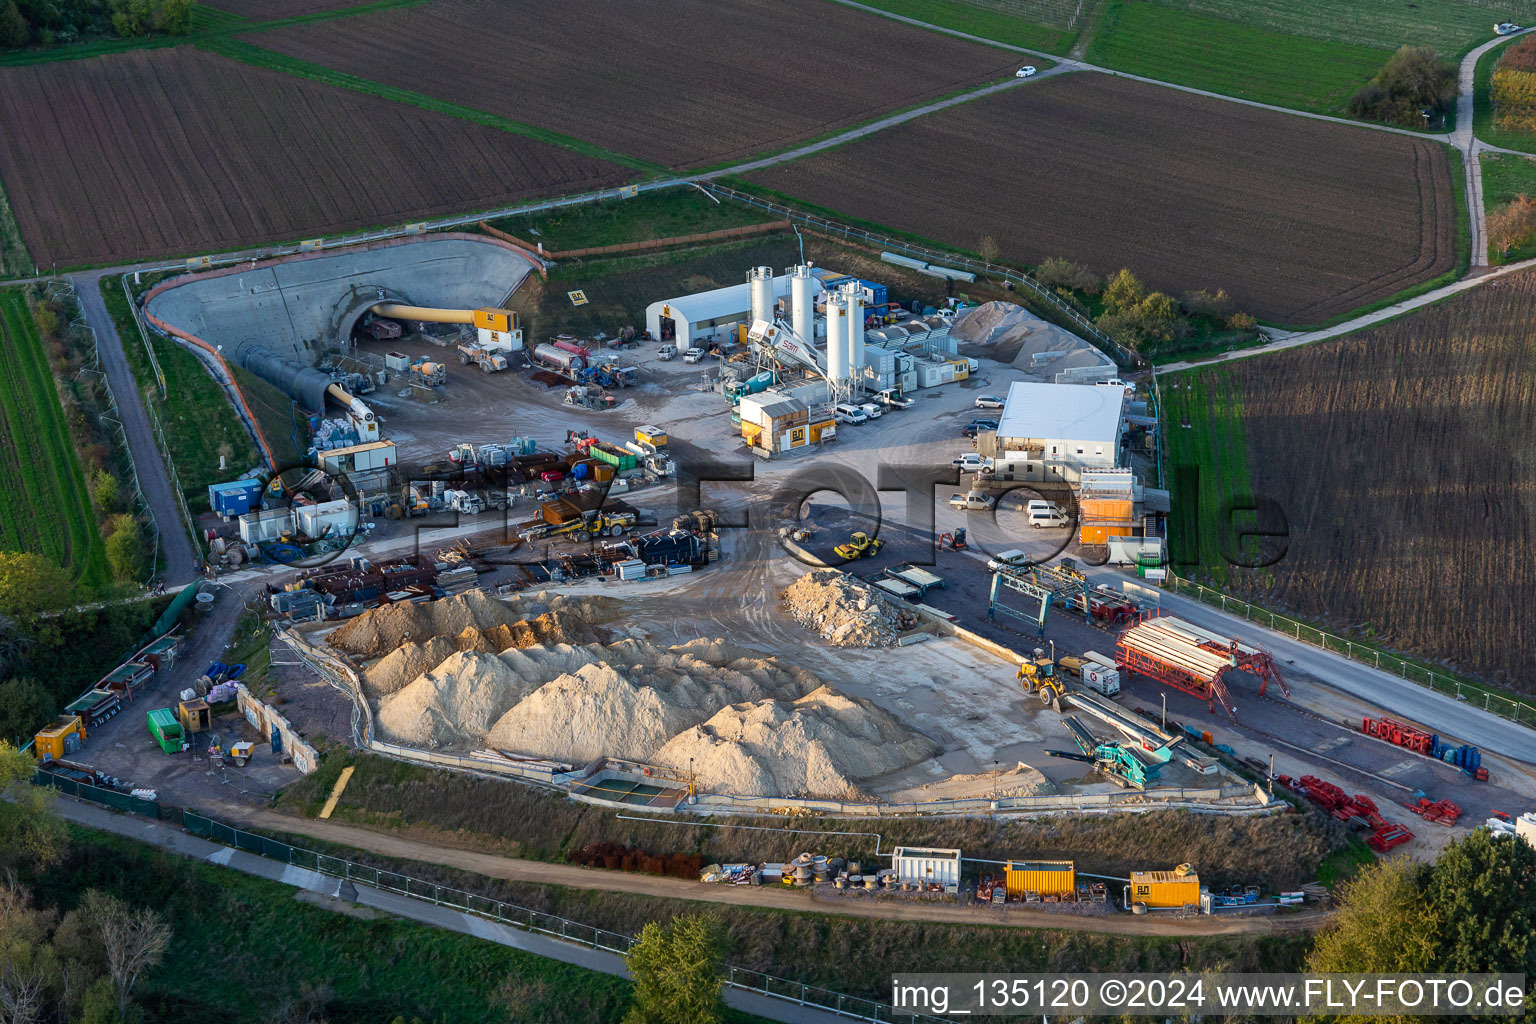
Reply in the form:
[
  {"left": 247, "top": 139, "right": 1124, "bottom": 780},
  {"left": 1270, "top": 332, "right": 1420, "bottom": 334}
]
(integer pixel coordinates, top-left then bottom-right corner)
[
  {"left": 53, "top": 798, "right": 871, "bottom": 1024},
  {"left": 72, "top": 269, "right": 200, "bottom": 584}
]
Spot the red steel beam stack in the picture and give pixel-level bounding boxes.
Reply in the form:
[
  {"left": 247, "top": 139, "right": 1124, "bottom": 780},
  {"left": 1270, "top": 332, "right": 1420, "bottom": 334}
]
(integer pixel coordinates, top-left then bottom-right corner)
[
  {"left": 1407, "top": 797, "right": 1462, "bottom": 825},
  {"left": 1360, "top": 716, "right": 1434, "bottom": 755}
]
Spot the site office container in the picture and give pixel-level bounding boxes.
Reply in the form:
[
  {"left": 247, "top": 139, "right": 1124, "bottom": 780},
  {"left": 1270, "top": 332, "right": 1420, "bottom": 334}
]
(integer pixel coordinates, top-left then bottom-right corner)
[
  {"left": 1080, "top": 523, "right": 1135, "bottom": 544},
  {"left": 1006, "top": 860, "right": 1075, "bottom": 896},
  {"left": 1128, "top": 870, "right": 1200, "bottom": 908},
  {"left": 33, "top": 715, "right": 87, "bottom": 761},
  {"left": 948, "top": 359, "right": 969, "bottom": 381},
  {"left": 1080, "top": 498, "right": 1134, "bottom": 521}
]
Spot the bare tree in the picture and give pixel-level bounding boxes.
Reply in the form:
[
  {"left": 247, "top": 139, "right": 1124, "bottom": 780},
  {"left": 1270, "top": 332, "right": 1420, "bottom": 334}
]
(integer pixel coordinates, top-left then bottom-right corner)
[
  {"left": 87, "top": 892, "right": 171, "bottom": 1021},
  {"left": 0, "top": 957, "right": 44, "bottom": 1024}
]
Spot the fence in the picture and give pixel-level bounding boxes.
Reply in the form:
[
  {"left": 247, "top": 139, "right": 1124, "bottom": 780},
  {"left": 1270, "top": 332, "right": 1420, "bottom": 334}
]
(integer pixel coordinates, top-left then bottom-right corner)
[
  {"left": 179, "top": 812, "right": 946, "bottom": 1024},
  {"left": 33, "top": 771, "right": 168, "bottom": 819},
  {"left": 699, "top": 182, "right": 1132, "bottom": 364},
  {"left": 1147, "top": 369, "right": 1536, "bottom": 732}
]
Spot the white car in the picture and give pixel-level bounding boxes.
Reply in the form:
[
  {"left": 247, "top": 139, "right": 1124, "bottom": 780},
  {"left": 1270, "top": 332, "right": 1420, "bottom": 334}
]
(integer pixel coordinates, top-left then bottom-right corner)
[
  {"left": 987, "top": 549, "right": 1030, "bottom": 572},
  {"left": 953, "top": 453, "right": 992, "bottom": 472},
  {"left": 834, "top": 403, "right": 869, "bottom": 425},
  {"left": 858, "top": 402, "right": 883, "bottom": 419},
  {"left": 949, "top": 491, "right": 996, "bottom": 511},
  {"left": 1016, "top": 65, "right": 1038, "bottom": 77},
  {"left": 1495, "top": 22, "right": 1522, "bottom": 34},
  {"left": 1096, "top": 378, "right": 1131, "bottom": 389},
  {"left": 682, "top": 347, "right": 703, "bottom": 364},
  {"left": 974, "top": 395, "right": 1006, "bottom": 409}
]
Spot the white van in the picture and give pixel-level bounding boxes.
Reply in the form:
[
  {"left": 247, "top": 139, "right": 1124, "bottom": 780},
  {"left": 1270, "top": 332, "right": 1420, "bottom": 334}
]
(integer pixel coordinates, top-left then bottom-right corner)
[
  {"left": 1029, "top": 508, "right": 1070, "bottom": 529},
  {"left": 858, "top": 402, "right": 883, "bottom": 420},
  {"left": 834, "top": 403, "right": 868, "bottom": 425},
  {"left": 1026, "top": 499, "right": 1065, "bottom": 515},
  {"left": 987, "top": 548, "right": 1030, "bottom": 572}
]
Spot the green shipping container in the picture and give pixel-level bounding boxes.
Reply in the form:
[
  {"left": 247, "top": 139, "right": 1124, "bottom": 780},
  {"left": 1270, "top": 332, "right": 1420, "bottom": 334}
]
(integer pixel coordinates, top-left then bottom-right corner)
[{"left": 147, "top": 708, "right": 185, "bottom": 754}]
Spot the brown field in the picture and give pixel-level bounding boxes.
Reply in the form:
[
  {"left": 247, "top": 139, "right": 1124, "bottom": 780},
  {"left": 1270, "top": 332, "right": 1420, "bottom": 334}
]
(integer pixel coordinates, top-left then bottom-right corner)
[
  {"left": 1168, "top": 272, "right": 1536, "bottom": 689},
  {"left": 242, "top": 0, "right": 1024, "bottom": 170},
  {"left": 748, "top": 73, "right": 1458, "bottom": 325},
  {"left": 0, "top": 48, "right": 630, "bottom": 268}
]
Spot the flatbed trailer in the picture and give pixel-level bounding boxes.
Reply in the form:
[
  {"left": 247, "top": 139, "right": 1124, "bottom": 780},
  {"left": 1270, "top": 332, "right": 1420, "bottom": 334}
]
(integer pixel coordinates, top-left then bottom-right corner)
[{"left": 886, "top": 564, "right": 943, "bottom": 595}]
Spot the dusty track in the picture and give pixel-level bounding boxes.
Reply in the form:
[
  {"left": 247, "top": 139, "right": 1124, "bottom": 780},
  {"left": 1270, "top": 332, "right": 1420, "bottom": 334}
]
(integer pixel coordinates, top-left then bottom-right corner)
[{"left": 238, "top": 807, "right": 1329, "bottom": 937}]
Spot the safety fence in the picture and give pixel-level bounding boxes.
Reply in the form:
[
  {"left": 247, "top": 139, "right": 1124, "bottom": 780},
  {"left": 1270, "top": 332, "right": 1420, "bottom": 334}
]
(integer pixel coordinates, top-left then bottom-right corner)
[
  {"left": 180, "top": 812, "right": 946, "bottom": 1024},
  {"left": 33, "top": 772, "right": 168, "bottom": 820},
  {"left": 699, "top": 182, "right": 1131, "bottom": 364},
  {"left": 1147, "top": 369, "right": 1536, "bottom": 732}
]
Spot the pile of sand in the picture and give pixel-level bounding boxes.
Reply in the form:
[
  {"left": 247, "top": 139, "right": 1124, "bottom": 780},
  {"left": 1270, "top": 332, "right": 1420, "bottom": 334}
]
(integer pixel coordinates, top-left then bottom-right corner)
[
  {"left": 362, "top": 636, "right": 457, "bottom": 697},
  {"left": 330, "top": 590, "right": 610, "bottom": 662},
  {"left": 376, "top": 650, "right": 540, "bottom": 747},
  {"left": 653, "top": 686, "right": 942, "bottom": 799},
  {"left": 781, "top": 570, "right": 914, "bottom": 647},
  {"left": 485, "top": 638, "right": 817, "bottom": 763},
  {"left": 951, "top": 300, "right": 1113, "bottom": 375}
]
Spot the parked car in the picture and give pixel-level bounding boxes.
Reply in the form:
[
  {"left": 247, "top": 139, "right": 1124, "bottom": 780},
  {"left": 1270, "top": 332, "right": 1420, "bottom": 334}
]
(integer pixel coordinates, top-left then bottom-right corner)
[
  {"left": 962, "top": 418, "right": 998, "bottom": 438},
  {"left": 949, "top": 491, "right": 996, "bottom": 511},
  {"left": 657, "top": 344, "right": 677, "bottom": 361},
  {"left": 858, "top": 402, "right": 883, "bottom": 420},
  {"left": 1028, "top": 508, "right": 1070, "bottom": 529},
  {"left": 1096, "top": 378, "right": 1131, "bottom": 389},
  {"left": 682, "top": 347, "right": 704, "bottom": 364},
  {"left": 987, "top": 549, "right": 1031, "bottom": 572},
  {"left": 834, "top": 403, "right": 869, "bottom": 425},
  {"left": 974, "top": 395, "right": 1006, "bottom": 409},
  {"left": 953, "top": 453, "right": 992, "bottom": 472},
  {"left": 1495, "top": 21, "right": 1522, "bottom": 34},
  {"left": 1016, "top": 65, "right": 1038, "bottom": 77}
]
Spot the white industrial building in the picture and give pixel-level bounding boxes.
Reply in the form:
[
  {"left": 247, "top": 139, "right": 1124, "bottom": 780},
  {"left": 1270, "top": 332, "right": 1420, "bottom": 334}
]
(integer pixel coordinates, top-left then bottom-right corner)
[
  {"left": 646, "top": 269, "right": 802, "bottom": 349},
  {"left": 989, "top": 381, "right": 1126, "bottom": 485}
]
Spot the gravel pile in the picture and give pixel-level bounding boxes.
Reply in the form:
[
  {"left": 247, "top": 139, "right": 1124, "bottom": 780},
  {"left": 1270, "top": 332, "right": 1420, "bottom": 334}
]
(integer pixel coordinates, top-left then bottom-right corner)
[{"left": 781, "top": 570, "right": 915, "bottom": 647}]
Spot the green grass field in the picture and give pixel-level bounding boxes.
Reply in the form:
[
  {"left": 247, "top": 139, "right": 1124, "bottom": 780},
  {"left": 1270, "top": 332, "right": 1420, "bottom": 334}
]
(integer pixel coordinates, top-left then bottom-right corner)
[
  {"left": 851, "top": 0, "right": 1082, "bottom": 54},
  {"left": 1480, "top": 152, "right": 1536, "bottom": 259},
  {"left": 0, "top": 288, "right": 108, "bottom": 585},
  {"left": 1132, "top": 0, "right": 1536, "bottom": 53},
  {"left": 100, "top": 278, "right": 258, "bottom": 513},
  {"left": 1087, "top": 0, "right": 1391, "bottom": 114},
  {"left": 485, "top": 188, "right": 780, "bottom": 251},
  {"left": 1159, "top": 369, "right": 1257, "bottom": 586},
  {"left": 0, "top": 177, "right": 30, "bottom": 279}
]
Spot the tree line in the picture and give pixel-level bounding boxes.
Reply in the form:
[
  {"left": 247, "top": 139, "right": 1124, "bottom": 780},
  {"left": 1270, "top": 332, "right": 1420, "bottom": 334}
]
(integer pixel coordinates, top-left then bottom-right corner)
[{"left": 1, "top": 0, "right": 195, "bottom": 50}]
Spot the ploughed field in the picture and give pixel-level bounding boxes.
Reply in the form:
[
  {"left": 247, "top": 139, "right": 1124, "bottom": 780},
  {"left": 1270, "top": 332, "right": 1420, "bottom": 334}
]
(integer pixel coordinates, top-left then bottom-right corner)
[
  {"left": 747, "top": 73, "right": 1459, "bottom": 325},
  {"left": 1165, "top": 271, "right": 1536, "bottom": 690},
  {"left": 0, "top": 48, "right": 631, "bottom": 267},
  {"left": 241, "top": 0, "right": 1024, "bottom": 170}
]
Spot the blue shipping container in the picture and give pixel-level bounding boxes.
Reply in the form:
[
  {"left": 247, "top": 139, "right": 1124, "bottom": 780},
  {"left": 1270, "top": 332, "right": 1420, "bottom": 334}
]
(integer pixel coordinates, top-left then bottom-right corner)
[{"left": 208, "top": 478, "right": 264, "bottom": 517}]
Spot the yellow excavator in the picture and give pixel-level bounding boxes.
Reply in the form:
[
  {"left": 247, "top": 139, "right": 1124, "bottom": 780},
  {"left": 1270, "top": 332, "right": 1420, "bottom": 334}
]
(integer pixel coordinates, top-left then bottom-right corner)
[{"left": 833, "top": 531, "right": 882, "bottom": 560}]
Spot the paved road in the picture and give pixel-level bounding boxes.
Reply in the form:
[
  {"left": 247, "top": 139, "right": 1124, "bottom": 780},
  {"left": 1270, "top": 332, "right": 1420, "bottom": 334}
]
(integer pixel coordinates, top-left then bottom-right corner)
[
  {"left": 54, "top": 798, "right": 868, "bottom": 1024},
  {"left": 1074, "top": 564, "right": 1536, "bottom": 765},
  {"left": 72, "top": 268, "right": 199, "bottom": 584}
]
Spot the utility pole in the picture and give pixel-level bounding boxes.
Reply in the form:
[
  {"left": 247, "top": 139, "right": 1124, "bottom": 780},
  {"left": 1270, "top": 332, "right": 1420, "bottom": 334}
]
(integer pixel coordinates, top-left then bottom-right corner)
[
  {"left": 1268, "top": 754, "right": 1275, "bottom": 799},
  {"left": 1161, "top": 692, "right": 1167, "bottom": 732}
]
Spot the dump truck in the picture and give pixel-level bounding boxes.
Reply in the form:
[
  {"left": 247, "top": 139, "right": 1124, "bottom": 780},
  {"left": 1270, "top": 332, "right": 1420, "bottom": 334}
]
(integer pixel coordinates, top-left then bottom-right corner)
[
  {"left": 519, "top": 508, "right": 637, "bottom": 543},
  {"left": 456, "top": 343, "right": 509, "bottom": 373},
  {"left": 147, "top": 708, "right": 186, "bottom": 754}
]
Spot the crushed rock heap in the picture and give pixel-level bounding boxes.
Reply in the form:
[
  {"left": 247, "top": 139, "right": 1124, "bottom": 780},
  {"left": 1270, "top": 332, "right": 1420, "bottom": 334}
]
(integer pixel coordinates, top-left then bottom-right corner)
[
  {"left": 781, "top": 570, "right": 917, "bottom": 647},
  {"left": 328, "top": 591, "right": 940, "bottom": 799},
  {"left": 951, "top": 300, "right": 1111, "bottom": 374}
]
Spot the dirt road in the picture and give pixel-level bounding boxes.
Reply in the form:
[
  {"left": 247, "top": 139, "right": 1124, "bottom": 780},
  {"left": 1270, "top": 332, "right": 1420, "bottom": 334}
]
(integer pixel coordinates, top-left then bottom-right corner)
[{"left": 238, "top": 807, "right": 1327, "bottom": 938}]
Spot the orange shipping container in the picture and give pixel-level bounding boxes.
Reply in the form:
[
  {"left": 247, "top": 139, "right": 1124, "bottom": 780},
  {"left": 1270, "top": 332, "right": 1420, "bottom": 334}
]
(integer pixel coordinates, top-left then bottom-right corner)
[{"left": 1080, "top": 498, "right": 1134, "bottom": 521}]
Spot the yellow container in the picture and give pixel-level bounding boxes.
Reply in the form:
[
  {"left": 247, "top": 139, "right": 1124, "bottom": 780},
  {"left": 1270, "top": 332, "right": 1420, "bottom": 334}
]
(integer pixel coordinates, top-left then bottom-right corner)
[
  {"left": 808, "top": 419, "right": 836, "bottom": 443},
  {"left": 635, "top": 425, "right": 668, "bottom": 448},
  {"left": 948, "top": 359, "right": 969, "bottom": 381},
  {"left": 33, "top": 715, "right": 86, "bottom": 760},
  {"left": 1129, "top": 869, "right": 1200, "bottom": 908},
  {"left": 1079, "top": 523, "right": 1134, "bottom": 544},
  {"left": 1080, "top": 498, "right": 1134, "bottom": 521},
  {"left": 1006, "top": 860, "right": 1075, "bottom": 896},
  {"left": 742, "top": 422, "right": 764, "bottom": 446}
]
